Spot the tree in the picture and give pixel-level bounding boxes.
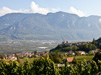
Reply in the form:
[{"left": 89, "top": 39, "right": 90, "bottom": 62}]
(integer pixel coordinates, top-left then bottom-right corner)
[
  {"left": 72, "top": 46, "right": 78, "bottom": 51},
  {"left": 93, "top": 50, "right": 101, "bottom": 64},
  {"left": 56, "top": 44, "right": 62, "bottom": 49},
  {"left": 34, "top": 50, "right": 37, "bottom": 55},
  {"left": 72, "top": 57, "right": 77, "bottom": 64},
  {"left": 32, "top": 56, "right": 59, "bottom": 75},
  {"left": 15, "top": 53, "right": 22, "bottom": 64},
  {"left": 78, "top": 44, "right": 97, "bottom": 52},
  {"left": 49, "top": 52, "right": 63, "bottom": 63},
  {"left": 0, "top": 54, "right": 4, "bottom": 59},
  {"left": 92, "top": 38, "right": 96, "bottom": 45}
]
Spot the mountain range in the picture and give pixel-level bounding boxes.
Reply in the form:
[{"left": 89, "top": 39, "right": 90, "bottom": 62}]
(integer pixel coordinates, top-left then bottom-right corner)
[{"left": 0, "top": 11, "right": 101, "bottom": 41}]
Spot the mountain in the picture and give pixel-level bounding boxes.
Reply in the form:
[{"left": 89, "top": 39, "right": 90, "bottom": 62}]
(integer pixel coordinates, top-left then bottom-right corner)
[{"left": 0, "top": 11, "right": 101, "bottom": 41}]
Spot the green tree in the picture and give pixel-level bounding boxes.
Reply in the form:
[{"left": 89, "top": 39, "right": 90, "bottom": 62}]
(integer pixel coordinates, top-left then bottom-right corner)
[
  {"left": 32, "top": 56, "right": 59, "bottom": 75},
  {"left": 93, "top": 50, "right": 101, "bottom": 64},
  {"left": 34, "top": 50, "right": 37, "bottom": 55},
  {"left": 49, "top": 52, "right": 63, "bottom": 63}
]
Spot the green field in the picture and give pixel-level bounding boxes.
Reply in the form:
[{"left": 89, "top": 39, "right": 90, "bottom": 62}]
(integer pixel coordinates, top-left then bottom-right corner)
[
  {"left": 21, "top": 57, "right": 40, "bottom": 64},
  {"left": 20, "top": 55, "right": 94, "bottom": 64},
  {"left": 74, "top": 55, "right": 94, "bottom": 61}
]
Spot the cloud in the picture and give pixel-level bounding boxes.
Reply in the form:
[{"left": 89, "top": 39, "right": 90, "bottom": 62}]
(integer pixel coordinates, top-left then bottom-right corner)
[
  {"left": 69, "top": 6, "right": 85, "bottom": 17},
  {"left": 0, "top": 7, "right": 29, "bottom": 16},
  {"left": 0, "top": 1, "right": 50, "bottom": 16},
  {"left": 0, "top": 1, "right": 59, "bottom": 16},
  {"left": 30, "top": 2, "right": 49, "bottom": 15},
  {"left": 51, "top": 8, "right": 60, "bottom": 12}
]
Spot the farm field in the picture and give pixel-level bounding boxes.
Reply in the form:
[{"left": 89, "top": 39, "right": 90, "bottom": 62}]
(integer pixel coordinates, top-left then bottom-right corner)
[
  {"left": 75, "top": 55, "right": 94, "bottom": 61},
  {"left": 20, "top": 55, "right": 94, "bottom": 64}
]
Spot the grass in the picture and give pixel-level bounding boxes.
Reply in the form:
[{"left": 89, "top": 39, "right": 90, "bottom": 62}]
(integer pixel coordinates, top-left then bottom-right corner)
[
  {"left": 63, "top": 55, "right": 94, "bottom": 61},
  {"left": 20, "top": 55, "right": 94, "bottom": 64},
  {"left": 75, "top": 55, "right": 94, "bottom": 61},
  {"left": 21, "top": 57, "right": 40, "bottom": 64}
]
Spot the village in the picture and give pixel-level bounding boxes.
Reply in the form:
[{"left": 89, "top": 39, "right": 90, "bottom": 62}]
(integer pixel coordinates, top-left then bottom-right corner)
[
  {"left": 0, "top": 39, "right": 100, "bottom": 71},
  {"left": 0, "top": 40, "right": 99, "bottom": 62},
  {"left": 1, "top": 51, "right": 49, "bottom": 61},
  {"left": 1, "top": 50, "right": 98, "bottom": 65}
]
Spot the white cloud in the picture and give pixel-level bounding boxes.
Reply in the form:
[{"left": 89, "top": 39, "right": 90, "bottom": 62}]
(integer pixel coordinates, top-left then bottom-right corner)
[
  {"left": 51, "top": 8, "right": 60, "bottom": 12},
  {"left": 0, "top": 1, "right": 60, "bottom": 16},
  {"left": 69, "top": 6, "right": 85, "bottom": 17},
  {"left": 0, "top": 7, "right": 29, "bottom": 16},
  {"left": 0, "top": 1, "right": 50, "bottom": 16},
  {"left": 30, "top": 2, "right": 49, "bottom": 15}
]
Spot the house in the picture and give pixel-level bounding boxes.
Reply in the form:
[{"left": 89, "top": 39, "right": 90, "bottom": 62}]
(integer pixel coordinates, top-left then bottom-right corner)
[
  {"left": 36, "top": 52, "right": 44, "bottom": 56},
  {"left": 16, "top": 52, "right": 34, "bottom": 58},
  {"left": 22, "top": 52, "right": 33, "bottom": 57},
  {"left": 62, "top": 40, "right": 68, "bottom": 45},
  {"left": 63, "top": 57, "right": 74, "bottom": 63},
  {"left": 67, "top": 57, "right": 74, "bottom": 63},
  {"left": 62, "top": 53, "right": 67, "bottom": 56},
  {"left": 68, "top": 51, "right": 75, "bottom": 55},
  {"left": 77, "top": 51, "right": 85, "bottom": 55},
  {"left": 34, "top": 54, "right": 38, "bottom": 57},
  {"left": 10, "top": 57, "right": 17, "bottom": 61},
  {"left": 4, "top": 54, "right": 17, "bottom": 61},
  {"left": 43, "top": 52, "right": 49, "bottom": 56},
  {"left": 57, "top": 64, "right": 65, "bottom": 67},
  {"left": 89, "top": 50, "right": 96, "bottom": 53},
  {"left": 16, "top": 53, "right": 24, "bottom": 57}
]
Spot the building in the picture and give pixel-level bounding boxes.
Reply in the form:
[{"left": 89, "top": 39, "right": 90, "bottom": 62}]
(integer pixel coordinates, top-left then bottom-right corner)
[
  {"left": 77, "top": 51, "right": 85, "bottom": 55},
  {"left": 62, "top": 53, "right": 68, "bottom": 56},
  {"left": 68, "top": 51, "right": 75, "bottom": 55},
  {"left": 63, "top": 57, "right": 74, "bottom": 63},
  {"left": 4, "top": 54, "right": 17, "bottom": 61},
  {"left": 67, "top": 57, "right": 74, "bottom": 63},
  {"left": 89, "top": 50, "right": 97, "bottom": 53}
]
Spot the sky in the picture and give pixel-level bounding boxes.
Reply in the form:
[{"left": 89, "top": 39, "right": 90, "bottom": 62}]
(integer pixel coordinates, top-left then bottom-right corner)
[{"left": 0, "top": 0, "right": 101, "bottom": 17}]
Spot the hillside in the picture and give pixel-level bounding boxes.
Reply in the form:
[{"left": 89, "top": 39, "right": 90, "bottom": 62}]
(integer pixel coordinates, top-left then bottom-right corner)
[
  {"left": 0, "top": 12, "right": 101, "bottom": 41},
  {"left": 50, "top": 37, "right": 101, "bottom": 53}
]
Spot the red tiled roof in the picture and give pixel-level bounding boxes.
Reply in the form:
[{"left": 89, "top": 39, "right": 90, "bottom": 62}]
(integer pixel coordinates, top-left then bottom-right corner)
[{"left": 67, "top": 57, "right": 74, "bottom": 63}]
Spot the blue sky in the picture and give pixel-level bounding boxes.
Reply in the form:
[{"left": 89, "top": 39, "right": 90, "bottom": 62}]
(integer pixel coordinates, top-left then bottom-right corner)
[{"left": 0, "top": 0, "right": 101, "bottom": 17}]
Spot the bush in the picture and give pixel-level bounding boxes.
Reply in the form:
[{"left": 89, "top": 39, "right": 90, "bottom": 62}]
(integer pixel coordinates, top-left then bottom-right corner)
[
  {"left": 93, "top": 50, "right": 101, "bottom": 64},
  {"left": 49, "top": 52, "right": 63, "bottom": 63}
]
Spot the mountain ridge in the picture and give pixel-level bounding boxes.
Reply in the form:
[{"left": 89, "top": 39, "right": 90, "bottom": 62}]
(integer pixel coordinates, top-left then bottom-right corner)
[{"left": 0, "top": 11, "right": 101, "bottom": 41}]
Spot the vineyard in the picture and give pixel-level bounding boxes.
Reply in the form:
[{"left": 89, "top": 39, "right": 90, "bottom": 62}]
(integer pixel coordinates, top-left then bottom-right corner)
[{"left": 0, "top": 56, "right": 101, "bottom": 75}]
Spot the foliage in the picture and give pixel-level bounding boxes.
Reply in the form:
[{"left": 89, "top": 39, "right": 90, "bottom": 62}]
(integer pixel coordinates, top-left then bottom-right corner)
[
  {"left": 63, "top": 46, "right": 78, "bottom": 51},
  {"left": 49, "top": 52, "right": 63, "bottom": 63},
  {"left": 92, "top": 37, "right": 101, "bottom": 49},
  {"left": 0, "top": 57, "right": 101, "bottom": 75},
  {"left": 34, "top": 50, "right": 37, "bottom": 55},
  {"left": 78, "top": 43, "right": 97, "bottom": 52},
  {"left": 59, "top": 60, "right": 101, "bottom": 75},
  {"left": 50, "top": 43, "right": 97, "bottom": 53},
  {"left": 32, "top": 56, "right": 59, "bottom": 75},
  {"left": 75, "top": 51, "right": 81, "bottom": 56},
  {"left": 15, "top": 54, "right": 23, "bottom": 64},
  {"left": 0, "top": 54, "right": 4, "bottom": 59},
  {"left": 93, "top": 50, "right": 101, "bottom": 64},
  {"left": 75, "top": 56, "right": 94, "bottom": 61},
  {"left": 72, "top": 57, "right": 78, "bottom": 64}
]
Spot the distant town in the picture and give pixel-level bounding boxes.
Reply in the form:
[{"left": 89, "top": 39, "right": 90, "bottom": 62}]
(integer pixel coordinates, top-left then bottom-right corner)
[{"left": 1, "top": 38, "right": 100, "bottom": 62}]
